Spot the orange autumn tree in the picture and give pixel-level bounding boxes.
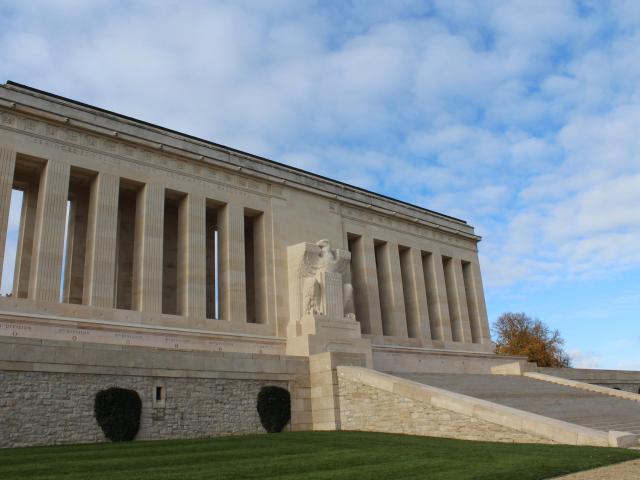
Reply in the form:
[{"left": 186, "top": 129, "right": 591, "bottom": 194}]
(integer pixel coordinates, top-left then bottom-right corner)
[{"left": 493, "top": 312, "right": 571, "bottom": 367}]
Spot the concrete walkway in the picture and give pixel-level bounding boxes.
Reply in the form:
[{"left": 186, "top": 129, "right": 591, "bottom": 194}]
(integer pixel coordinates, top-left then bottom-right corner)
[
  {"left": 550, "top": 459, "right": 640, "bottom": 479},
  {"left": 396, "top": 373, "right": 640, "bottom": 435}
]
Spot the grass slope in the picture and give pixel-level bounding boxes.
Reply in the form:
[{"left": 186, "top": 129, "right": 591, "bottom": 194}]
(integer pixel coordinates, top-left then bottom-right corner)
[{"left": 1, "top": 431, "right": 638, "bottom": 480}]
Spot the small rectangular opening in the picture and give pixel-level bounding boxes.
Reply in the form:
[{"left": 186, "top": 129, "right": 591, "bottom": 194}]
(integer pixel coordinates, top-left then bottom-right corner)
[{"left": 155, "top": 385, "right": 163, "bottom": 401}]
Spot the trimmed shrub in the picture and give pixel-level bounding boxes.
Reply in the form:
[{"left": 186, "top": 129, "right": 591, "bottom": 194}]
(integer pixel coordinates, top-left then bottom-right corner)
[
  {"left": 257, "top": 386, "right": 291, "bottom": 433},
  {"left": 94, "top": 387, "right": 142, "bottom": 442}
]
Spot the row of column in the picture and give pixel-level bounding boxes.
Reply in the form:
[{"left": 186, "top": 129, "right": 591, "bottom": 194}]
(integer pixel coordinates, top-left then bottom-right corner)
[
  {"left": 348, "top": 232, "right": 490, "bottom": 344},
  {"left": 0, "top": 150, "right": 257, "bottom": 323}
]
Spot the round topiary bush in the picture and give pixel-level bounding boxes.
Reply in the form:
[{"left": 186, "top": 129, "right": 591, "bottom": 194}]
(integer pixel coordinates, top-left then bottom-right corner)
[
  {"left": 256, "top": 386, "right": 291, "bottom": 433},
  {"left": 94, "top": 387, "right": 142, "bottom": 442}
]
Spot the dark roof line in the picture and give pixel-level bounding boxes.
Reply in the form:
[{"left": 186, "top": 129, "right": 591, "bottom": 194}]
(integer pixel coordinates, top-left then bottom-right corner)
[{"left": 5, "top": 80, "right": 466, "bottom": 225}]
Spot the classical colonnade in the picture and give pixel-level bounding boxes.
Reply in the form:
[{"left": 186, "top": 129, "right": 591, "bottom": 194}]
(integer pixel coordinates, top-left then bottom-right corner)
[
  {"left": 0, "top": 145, "right": 489, "bottom": 345},
  {"left": 0, "top": 147, "right": 265, "bottom": 324},
  {"left": 345, "top": 232, "right": 490, "bottom": 345}
]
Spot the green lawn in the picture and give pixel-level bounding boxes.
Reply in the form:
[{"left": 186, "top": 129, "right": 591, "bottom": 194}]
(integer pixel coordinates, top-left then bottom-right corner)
[{"left": 1, "top": 431, "right": 638, "bottom": 480}]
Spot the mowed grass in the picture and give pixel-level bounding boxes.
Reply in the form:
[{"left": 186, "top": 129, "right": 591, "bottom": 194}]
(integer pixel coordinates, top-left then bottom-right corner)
[{"left": 1, "top": 431, "right": 638, "bottom": 480}]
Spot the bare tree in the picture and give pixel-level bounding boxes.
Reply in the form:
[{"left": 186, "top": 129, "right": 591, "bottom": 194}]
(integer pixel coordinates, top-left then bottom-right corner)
[{"left": 493, "top": 312, "right": 571, "bottom": 367}]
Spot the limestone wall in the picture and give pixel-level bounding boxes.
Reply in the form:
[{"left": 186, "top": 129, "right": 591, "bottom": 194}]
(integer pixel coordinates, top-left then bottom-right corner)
[
  {"left": 337, "top": 372, "right": 552, "bottom": 444},
  {"left": 0, "top": 337, "right": 311, "bottom": 447},
  {"left": 0, "top": 371, "right": 286, "bottom": 448}
]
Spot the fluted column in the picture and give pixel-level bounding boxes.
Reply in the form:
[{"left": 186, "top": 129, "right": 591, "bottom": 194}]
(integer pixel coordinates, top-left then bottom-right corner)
[
  {"left": 28, "top": 158, "right": 70, "bottom": 302},
  {"left": 178, "top": 194, "right": 206, "bottom": 319},
  {"left": 451, "top": 258, "right": 473, "bottom": 343},
  {"left": 405, "top": 248, "right": 432, "bottom": 340},
  {"left": 423, "top": 252, "right": 453, "bottom": 342},
  {"left": 385, "top": 242, "right": 408, "bottom": 338},
  {"left": 83, "top": 173, "right": 119, "bottom": 308},
  {"left": 251, "top": 212, "right": 268, "bottom": 324},
  {"left": 219, "top": 201, "right": 246, "bottom": 323},
  {"left": 0, "top": 147, "right": 15, "bottom": 291},
  {"left": 348, "top": 234, "right": 383, "bottom": 336},
  {"left": 132, "top": 183, "right": 164, "bottom": 313},
  {"left": 465, "top": 261, "right": 492, "bottom": 344}
]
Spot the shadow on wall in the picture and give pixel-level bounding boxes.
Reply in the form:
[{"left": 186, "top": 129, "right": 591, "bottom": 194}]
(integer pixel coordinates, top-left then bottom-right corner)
[{"left": 93, "top": 385, "right": 292, "bottom": 443}]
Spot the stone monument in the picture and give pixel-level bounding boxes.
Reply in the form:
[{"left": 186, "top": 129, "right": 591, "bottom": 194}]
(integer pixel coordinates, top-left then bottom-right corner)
[{"left": 286, "top": 239, "right": 371, "bottom": 364}]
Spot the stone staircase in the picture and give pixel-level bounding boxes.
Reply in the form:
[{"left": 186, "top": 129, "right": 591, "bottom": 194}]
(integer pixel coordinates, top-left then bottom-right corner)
[{"left": 396, "top": 372, "right": 640, "bottom": 436}]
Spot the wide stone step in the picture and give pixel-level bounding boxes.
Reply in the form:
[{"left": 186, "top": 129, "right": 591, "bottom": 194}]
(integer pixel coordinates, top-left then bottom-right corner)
[{"left": 395, "top": 373, "right": 640, "bottom": 435}]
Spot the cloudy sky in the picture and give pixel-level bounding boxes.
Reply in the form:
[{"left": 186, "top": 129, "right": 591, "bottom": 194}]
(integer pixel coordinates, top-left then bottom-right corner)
[{"left": 1, "top": 0, "right": 638, "bottom": 369}]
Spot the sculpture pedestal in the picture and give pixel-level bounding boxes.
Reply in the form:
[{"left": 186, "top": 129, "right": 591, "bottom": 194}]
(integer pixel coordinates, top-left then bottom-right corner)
[{"left": 286, "top": 314, "right": 372, "bottom": 366}]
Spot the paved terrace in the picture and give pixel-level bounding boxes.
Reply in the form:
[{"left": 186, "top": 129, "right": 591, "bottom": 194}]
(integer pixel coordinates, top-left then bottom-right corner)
[{"left": 395, "top": 373, "right": 640, "bottom": 435}]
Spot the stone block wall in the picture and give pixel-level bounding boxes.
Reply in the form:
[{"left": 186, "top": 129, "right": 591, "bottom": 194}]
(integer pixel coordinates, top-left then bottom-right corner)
[
  {"left": 0, "top": 338, "right": 310, "bottom": 448},
  {"left": 337, "top": 374, "right": 553, "bottom": 444},
  {"left": 0, "top": 370, "right": 287, "bottom": 448}
]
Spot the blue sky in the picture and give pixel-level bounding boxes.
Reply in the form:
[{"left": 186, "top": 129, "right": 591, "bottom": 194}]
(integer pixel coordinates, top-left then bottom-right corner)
[{"left": 0, "top": 0, "right": 638, "bottom": 369}]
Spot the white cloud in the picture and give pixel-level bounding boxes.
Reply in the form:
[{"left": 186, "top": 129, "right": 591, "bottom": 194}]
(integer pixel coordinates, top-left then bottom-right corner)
[{"left": 569, "top": 349, "right": 602, "bottom": 369}]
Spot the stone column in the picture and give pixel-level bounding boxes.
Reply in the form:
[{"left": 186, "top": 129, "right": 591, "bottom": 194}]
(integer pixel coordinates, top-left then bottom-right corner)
[
  {"left": 83, "top": 173, "right": 119, "bottom": 308},
  {"left": 348, "top": 234, "right": 383, "bottom": 336},
  {"left": 424, "top": 252, "right": 453, "bottom": 342},
  {"left": 385, "top": 242, "right": 408, "bottom": 338},
  {"left": 445, "top": 258, "right": 471, "bottom": 343},
  {"left": 466, "top": 261, "right": 492, "bottom": 344},
  {"left": 0, "top": 147, "right": 15, "bottom": 290},
  {"left": 13, "top": 188, "right": 37, "bottom": 298},
  {"left": 132, "top": 183, "right": 164, "bottom": 313},
  {"left": 178, "top": 194, "right": 206, "bottom": 319},
  {"left": 406, "top": 248, "right": 432, "bottom": 340},
  {"left": 28, "top": 158, "right": 70, "bottom": 302},
  {"left": 252, "top": 212, "right": 268, "bottom": 324},
  {"left": 218, "top": 201, "right": 246, "bottom": 323}
]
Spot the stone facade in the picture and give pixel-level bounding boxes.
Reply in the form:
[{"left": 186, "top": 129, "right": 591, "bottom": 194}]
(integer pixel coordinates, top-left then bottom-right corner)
[
  {"left": 0, "top": 370, "right": 286, "bottom": 448},
  {"left": 338, "top": 377, "right": 553, "bottom": 444},
  {"left": 0, "top": 82, "right": 637, "bottom": 449}
]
